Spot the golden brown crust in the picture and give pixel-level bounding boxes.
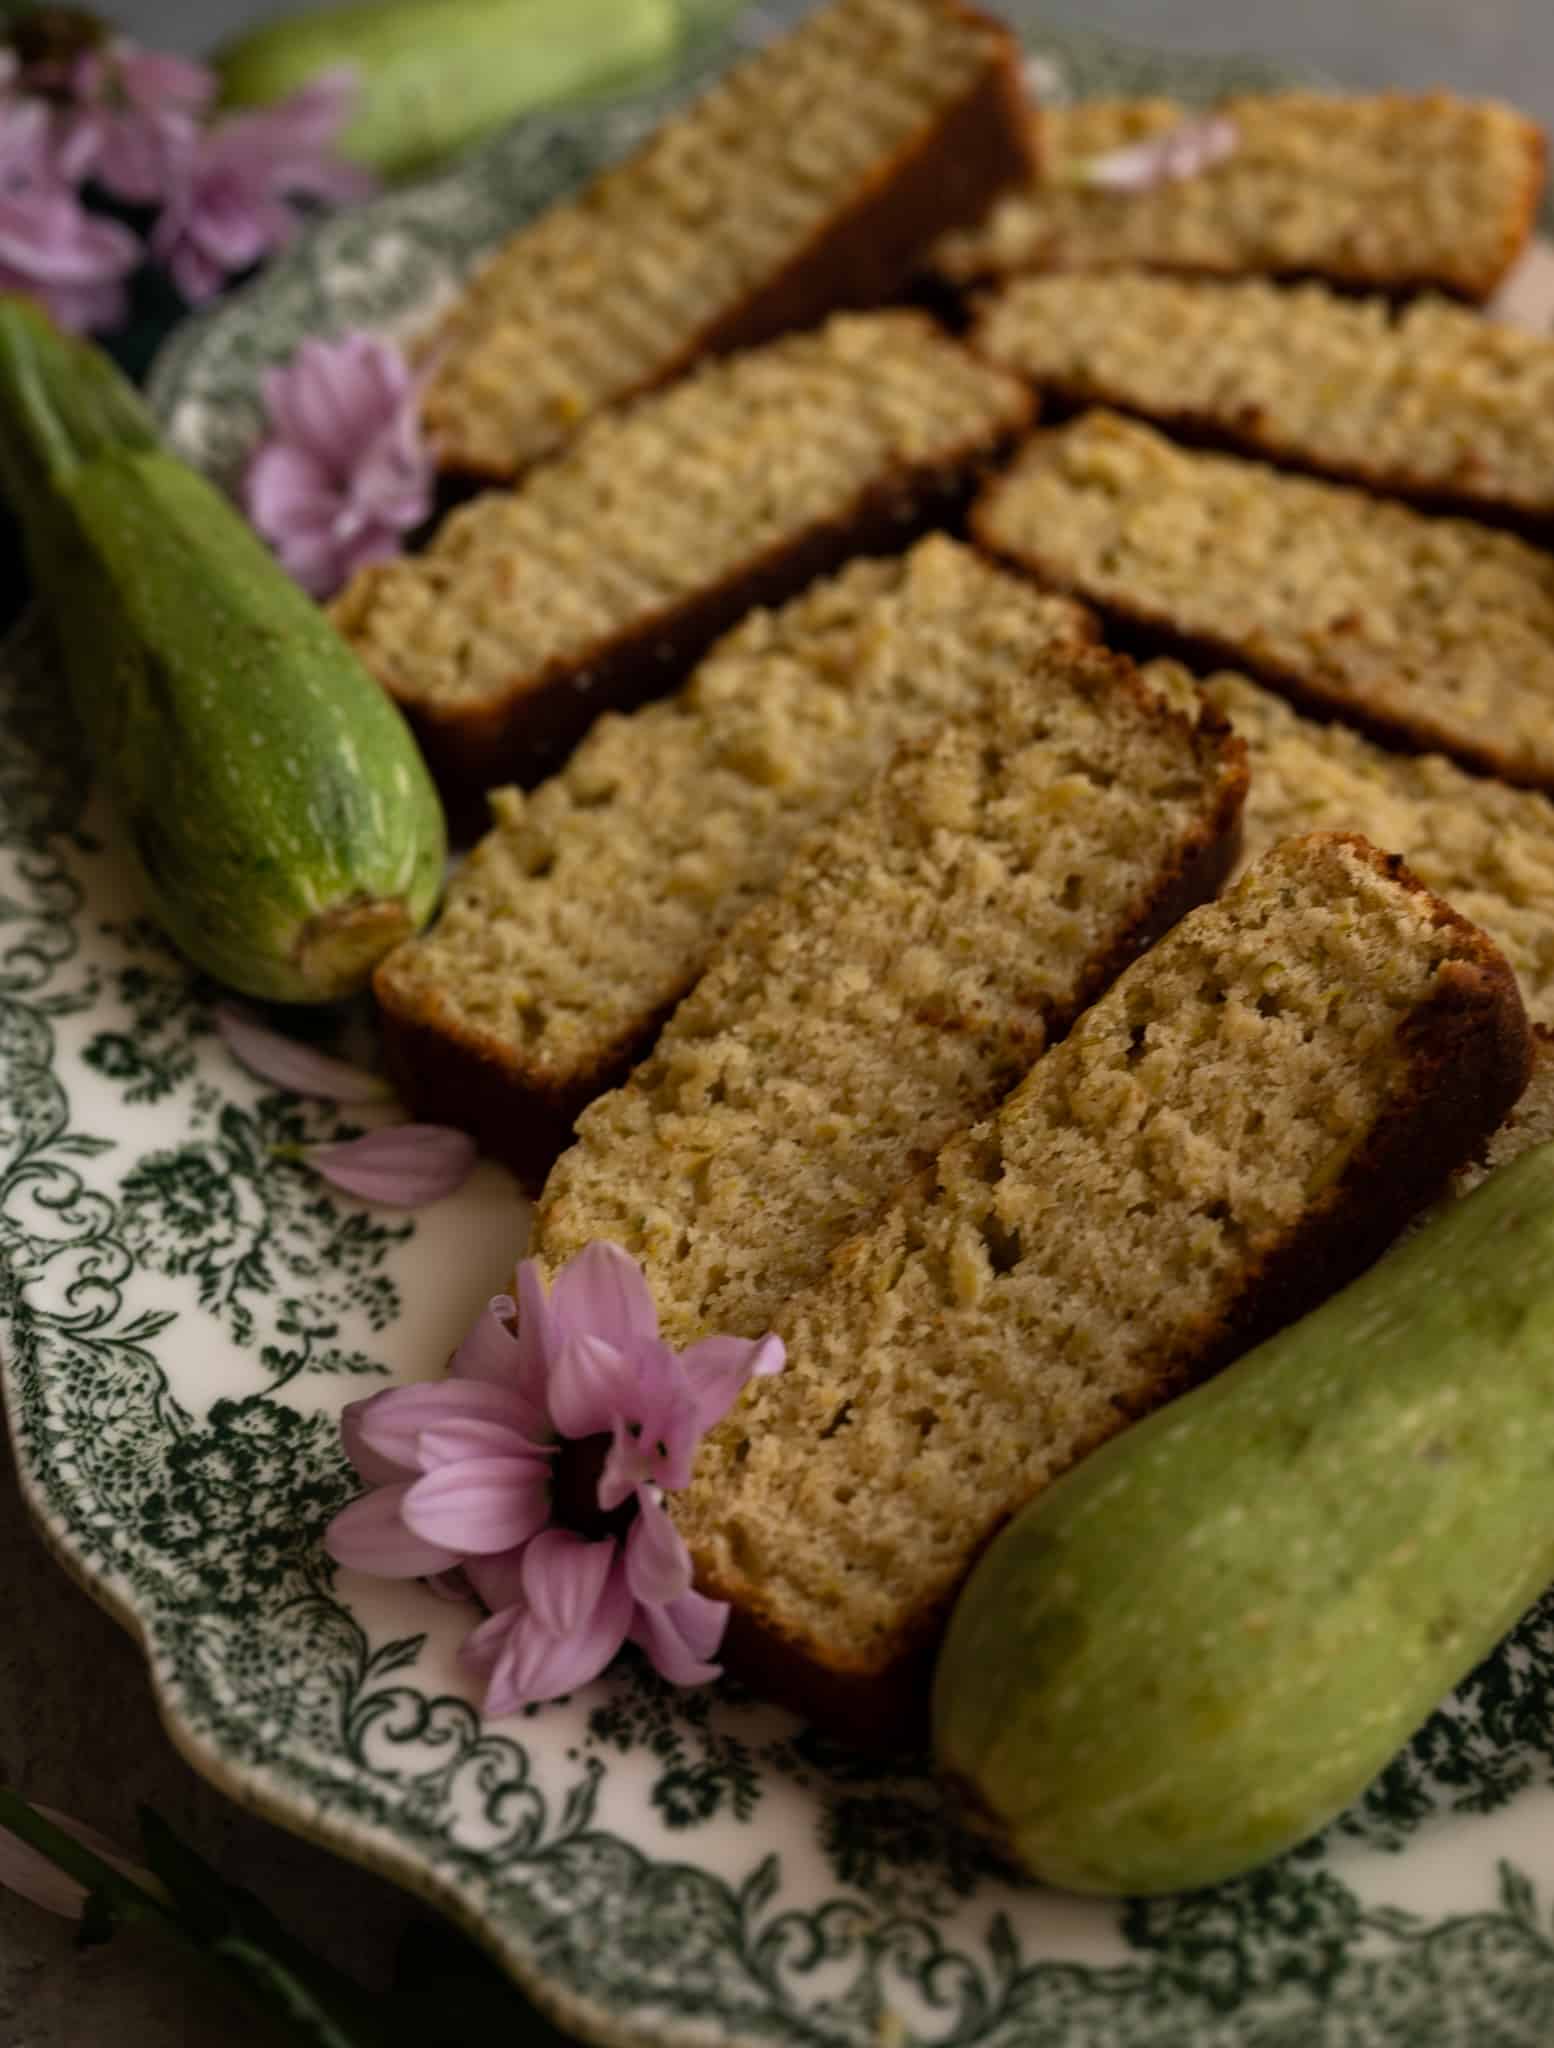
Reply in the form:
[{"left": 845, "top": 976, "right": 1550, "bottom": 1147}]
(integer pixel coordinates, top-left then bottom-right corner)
[
  {"left": 933, "top": 92, "right": 1547, "bottom": 303},
  {"left": 971, "top": 414, "right": 1554, "bottom": 796},
  {"left": 700, "top": 834, "right": 1532, "bottom": 1745},
  {"left": 389, "top": 402, "right": 1033, "bottom": 807},
  {"left": 375, "top": 978, "right": 671, "bottom": 1196},
  {"left": 687, "top": 5, "right": 1037, "bottom": 370},
  {"left": 967, "top": 275, "right": 1554, "bottom": 534},
  {"left": 425, "top": 0, "right": 1037, "bottom": 481}
]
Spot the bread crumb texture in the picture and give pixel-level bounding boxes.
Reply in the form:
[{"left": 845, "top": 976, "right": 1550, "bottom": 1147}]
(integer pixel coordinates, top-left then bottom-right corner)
[
  {"left": 372, "top": 538, "right": 1090, "bottom": 1102},
  {"left": 534, "top": 642, "right": 1242, "bottom": 1339},
  {"left": 673, "top": 834, "right": 1518, "bottom": 1668},
  {"left": 1178, "top": 664, "right": 1554, "bottom": 1027},
  {"left": 335, "top": 312, "right": 1029, "bottom": 718},
  {"left": 419, "top": 0, "right": 1018, "bottom": 474},
  {"left": 933, "top": 91, "right": 1543, "bottom": 298},
  {"left": 973, "top": 271, "right": 1554, "bottom": 519},
  {"left": 973, "top": 408, "right": 1554, "bottom": 791}
]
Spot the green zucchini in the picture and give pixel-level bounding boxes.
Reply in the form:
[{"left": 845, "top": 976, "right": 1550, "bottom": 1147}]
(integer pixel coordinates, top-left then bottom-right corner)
[
  {"left": 0, "top": 295, "right": 445, "bottom": 1005},
  {"left": 934, "top": 1143, "right": 1554, "bottom": 1895},
  {"left": 215, "top": 0, "right": 734, "bottom": 181}
]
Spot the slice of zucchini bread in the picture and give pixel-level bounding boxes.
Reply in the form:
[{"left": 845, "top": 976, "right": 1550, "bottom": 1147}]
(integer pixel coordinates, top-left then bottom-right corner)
[
  {"left": 419, "top": 0, "right": 1034, "bottom": 479},
  {"left": 1179, "top": 664, "right": 1554, "bottom": 1026},
  {"left": 673, "top": 832, "right": 1531, "bottom": 1741},
  {"left": 532, "top": 646, "right": 1247, "bottom": 1338},
  {"left": 972, "top": 410, "right": 1554, "bottom": 794},
  {"left": 334, "top": 312, "right": 1033, "bottom": 800},
  {"left": 972, "top": 272, "right": 1554, "bottom": 527},
  {"left": 372, "top": 539, "right": 1094, "bottom": 1185},
  {"left": 932, "top": 91, "right": 1544, "bottom": 299}
]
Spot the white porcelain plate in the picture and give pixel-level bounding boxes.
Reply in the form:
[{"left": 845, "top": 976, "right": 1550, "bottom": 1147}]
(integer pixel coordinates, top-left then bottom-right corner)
[{"left": 7, "top": 9, "right": 1554, "bottom": 2044}]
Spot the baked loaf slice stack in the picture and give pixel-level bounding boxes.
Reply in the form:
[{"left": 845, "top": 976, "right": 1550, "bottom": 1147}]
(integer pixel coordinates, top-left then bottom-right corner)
[
  {"left": 1181, "top": 664, "right": 1554, "bottom": 1026},
  {"left": 931, "top": 92, "right": 1544, "bottom": 299},
  {"left": 419, "top": 0, "right": 1034, "bottom": 479},
  {"left": 673, "top": 832, "right": 1532, "bottom": 1741},
  {"left": 973, "top": 409, "right": 1554, "bottom": 794},
  {"left": 534, "top": 646, "right": 1247, "bottom": 1339},
  {"left": 334, "top": 313, "right": 1033, "bottom": 799},
  {"left": 373, "top": 540, "right": 1096, "bottom": 1185},
  {"left": 972, "top": 273, "right": 1554, "bottom": 527}
]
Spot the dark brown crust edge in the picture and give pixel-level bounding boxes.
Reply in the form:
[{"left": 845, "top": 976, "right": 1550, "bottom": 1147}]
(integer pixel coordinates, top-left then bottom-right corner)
[
  {"left": 704, "top": 833, "right": 1534, "bottom": 1749},
  {"left": 386, "top": 370, "right": 1035, "bottom": 817},
  {"left": 377, "top": 983, "right": 680, "bottom": 1198},
  {"left": 970, "top": 429, "right": 1554, "bottom": 796},
  {"left": 429, "top": 3, "right": 1037, "bottom": 483},
  {"left": 969, "top": 350, "right": 1554, "bottom": 537}
]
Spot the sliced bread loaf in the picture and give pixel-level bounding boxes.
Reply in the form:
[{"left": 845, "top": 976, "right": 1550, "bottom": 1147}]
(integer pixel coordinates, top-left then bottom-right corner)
[
  {"left": 674, "top": 832, "right": 1531, "bottom": 1740},
  {"left": 973, "top": 409, "right": 1554, "bottom": 794},
  {"left": 932, "top": 91, "right": 1544, "bottom": 299},
  {"left": 972, "top": 273, "right": 1554, "bottom": 528},
  {"left": 334, "top": 313, "right": 1033, "bottom": 801},
  {"left": 1175, "top": 664, "right": 1554, "bottom": 1026},
  {"left": 419, "top": 0, "right": 1033, "bottom": 479},
  {"left": 534, "top": 646, "right": 1247, "bottom": 1339},
  {"left": 372, "top": 539, "right": 1094, "bottom": 1185}
]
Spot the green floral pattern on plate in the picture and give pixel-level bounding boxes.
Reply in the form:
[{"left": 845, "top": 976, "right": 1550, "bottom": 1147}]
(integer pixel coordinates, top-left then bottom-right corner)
[{"left": 3, "top": 10, "right": 1553, "bottom": 2044}]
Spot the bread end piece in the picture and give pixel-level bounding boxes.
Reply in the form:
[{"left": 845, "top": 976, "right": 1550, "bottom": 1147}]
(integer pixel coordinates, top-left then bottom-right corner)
[{"left": 693, "top": 833, "right": 1532, "bottom": 1744}]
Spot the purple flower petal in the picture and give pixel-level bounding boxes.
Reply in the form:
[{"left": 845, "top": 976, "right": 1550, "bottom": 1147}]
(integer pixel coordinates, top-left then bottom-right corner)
[
  {"left": 115, "top": 42, "right": 217, "bottom": 119},
  {"left": 340, "top": 1393, "right": 413, "bottom": 1486},
  {"left": 242, "top": 329, "right": 431, "bottom": 596},
  {"left": 679, "top": 1330, "right": 786, "bottom": 1436},
  {"left": 416, "top": 1419, "right": 551, "bottom": 1469},
  {"left": 596, "top": 1347, "right": 699, "bottom": 1508},
  {"left": 347, "top": 1379, "right": 544, "bottom": 1479},
  {"left": 630, "top": 1588, "right": 729, "bottom": 1687},
  {"left": 462, "top": 1540, "right": 635, "bottom": 1713},
  {"left": 510, "top": 1261, "right": 557, "bottom": 1405},
  {"left": 546, "top": 1332, "right": 636, "bottom": 1442},
  {"left": 324, "top": 1484, "right": 465, "bottom": 1578},
  {"left": 1080, "top": 115, "right": 1238, "bottom": 194},
  {"left": 423, "top": 1567, "right": 474, "bottom": 1603},
  {"left": 0, "top": 1805, "right": 162, "bottom": 1921},
  {"left": 304, "top": 1125, "right": 478, "bottom": 1208},
  {"left": 624, "top": 1488, "right": 694, "bottom": 1607},
  {"left": 549, "top": 1241, "right": 660, "bottom": 1357},
  {"left": 464, "top": 1545, "right": 531, "bottom": 1614},
  {"left": 216, "top": 1003, "right": 393, "bottom": 1104},
  {"left": 401, "top": 1457, "right": 552, "bottom": 1555},
  {"left": 522, "top": 1527, "right": 620, "bottom": 1638}
]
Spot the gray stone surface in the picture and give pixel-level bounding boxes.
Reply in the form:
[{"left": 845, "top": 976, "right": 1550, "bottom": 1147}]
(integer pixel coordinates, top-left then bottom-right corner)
[{"left": 6, "top": 0, "right": 1554, "bottom": 2041}]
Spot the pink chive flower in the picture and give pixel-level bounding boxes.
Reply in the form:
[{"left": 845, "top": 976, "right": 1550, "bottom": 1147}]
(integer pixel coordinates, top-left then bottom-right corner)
[
  {"left": 150, "top": 68, "right": 374, "bottom": 306},
  {"left": 1077, "top": 114, "right": 1239, "bottom": 194},
  {"left": 54, "top": 39, "right": 216, "bottom": 206},
  {"left": 0, "top": 93, "right": 139, "bottom": 332},
  {"left": 241, "top": 331, "right": 432, "bottom": 597},
  {"left": 326, "top": 1243, "right": 785, "bottom": 1715}
]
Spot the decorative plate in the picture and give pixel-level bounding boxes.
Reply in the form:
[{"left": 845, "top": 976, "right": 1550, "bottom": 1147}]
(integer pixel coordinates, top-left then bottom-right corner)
[{"left": 6, "top": 8, "right": 1554, "bottom": 2045}]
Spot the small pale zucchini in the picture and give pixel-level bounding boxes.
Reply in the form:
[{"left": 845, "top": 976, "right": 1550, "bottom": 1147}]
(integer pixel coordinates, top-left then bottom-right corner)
[
  {"left": 215, "top": 0, "right": 714, "bottom": 180},
  {"left": 934, "top": 1143, "right": 1554, "bottom": 1895},
  {"left": 0, "top": 296, "right": 445, "bottom": 1004}
]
